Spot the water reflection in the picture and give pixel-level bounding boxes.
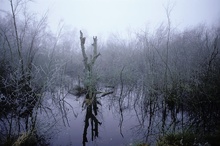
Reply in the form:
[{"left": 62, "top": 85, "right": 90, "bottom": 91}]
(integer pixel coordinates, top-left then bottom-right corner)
[
  {"left": 82, "top": 95, "right": 102, "bottom": 146},
  {"left": 0, "top": 84, "right": 194, "bottom": 146},
  {"left": 49, "top": 87, "right": 138, "bottom": 146}
]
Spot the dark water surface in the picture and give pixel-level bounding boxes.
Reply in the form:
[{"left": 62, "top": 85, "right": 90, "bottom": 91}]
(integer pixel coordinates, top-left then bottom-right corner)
[
  {"left": 49, "top": 93, "right": 140, "bottom": 146},
  {"left": 0, "top": 87, "right": 189, "bottom": 146}
]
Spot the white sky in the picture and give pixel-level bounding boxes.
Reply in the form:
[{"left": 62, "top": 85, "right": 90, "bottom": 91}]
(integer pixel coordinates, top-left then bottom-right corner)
[{"left": 1, "top": 0, "right": 220, "bottom": 38}]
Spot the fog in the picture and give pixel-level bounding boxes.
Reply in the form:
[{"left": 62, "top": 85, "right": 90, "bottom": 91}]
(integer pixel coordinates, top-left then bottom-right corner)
[
  {"left": 1, "top": 0, "right": 220, "bottom": 37},
  {"left": 0, "top": 0, "right": 220, "bottom": 146}
]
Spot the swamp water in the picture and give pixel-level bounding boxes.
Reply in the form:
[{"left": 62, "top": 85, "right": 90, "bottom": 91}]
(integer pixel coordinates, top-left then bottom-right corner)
[
  {"left": 47, "top": 88, "right": 142, "bottom": 146},
  {"left": 45, "top": 86, "right": 185, "bottom": 146},
  {"left": 49, "top": 95, "right": 135, "bottom": 146},
  {"left": 0, "top": 87, "right": 186, "bottom": 146}
]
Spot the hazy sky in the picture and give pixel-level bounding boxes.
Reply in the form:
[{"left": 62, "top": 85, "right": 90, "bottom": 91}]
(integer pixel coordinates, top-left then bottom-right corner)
[{"left": 1, "top": 0, "right": 220, "bottom": 37}]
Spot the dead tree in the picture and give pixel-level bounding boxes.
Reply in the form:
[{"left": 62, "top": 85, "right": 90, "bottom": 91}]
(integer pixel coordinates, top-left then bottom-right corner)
[
  {"left": 80, "top": 31, "right": 102, "bottom": 146},
  {"left": 80, "top": 31, "right": 100, "bottom": 99}
]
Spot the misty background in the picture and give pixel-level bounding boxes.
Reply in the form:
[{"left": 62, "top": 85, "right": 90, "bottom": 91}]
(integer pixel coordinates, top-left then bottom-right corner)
[{"left": 1, "top": 0, "right": 220, "bottom": 37}]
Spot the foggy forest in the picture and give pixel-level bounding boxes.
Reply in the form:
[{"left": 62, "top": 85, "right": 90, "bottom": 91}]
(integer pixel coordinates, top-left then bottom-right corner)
[{"left": 0, "top": 0, "right": 220, "bottom": 146}]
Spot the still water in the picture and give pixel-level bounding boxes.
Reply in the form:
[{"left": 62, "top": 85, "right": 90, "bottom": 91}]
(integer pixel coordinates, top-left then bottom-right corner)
[
  {"left": 47, "top": 90, "right": 142, "bottom": 146},
  {"left": 1, "top": 86, "right": 181, "bottom": 146}
]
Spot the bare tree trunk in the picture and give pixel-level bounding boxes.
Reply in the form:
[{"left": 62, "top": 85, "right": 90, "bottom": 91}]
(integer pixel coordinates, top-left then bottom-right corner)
[
  {"left": 79, "top": 31, "right": 100, "bottom": 97},
  {"left": 10, "top": 0, "right": 24, "bottom": 76},
  {"left": 80, "top": 31, "right": 103, "bottom": 146}
]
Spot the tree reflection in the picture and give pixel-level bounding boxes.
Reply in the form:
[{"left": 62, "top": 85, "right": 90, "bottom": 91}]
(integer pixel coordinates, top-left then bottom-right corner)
[{"left": 82, "top": 94, "right": 102, "bottom": 146}]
